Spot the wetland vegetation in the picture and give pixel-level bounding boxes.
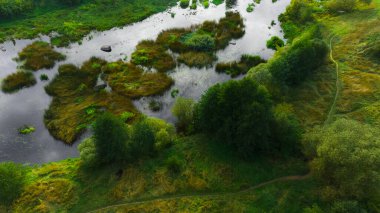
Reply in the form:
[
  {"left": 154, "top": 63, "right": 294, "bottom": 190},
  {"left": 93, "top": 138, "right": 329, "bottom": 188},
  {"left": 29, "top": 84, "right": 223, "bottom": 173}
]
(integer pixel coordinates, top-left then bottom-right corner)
[
  {"left": 1, "top": 0, "right": 380, "bottom": 212},
  {"left": 1, "top": 71, "right": 36, "bottom": 93}
]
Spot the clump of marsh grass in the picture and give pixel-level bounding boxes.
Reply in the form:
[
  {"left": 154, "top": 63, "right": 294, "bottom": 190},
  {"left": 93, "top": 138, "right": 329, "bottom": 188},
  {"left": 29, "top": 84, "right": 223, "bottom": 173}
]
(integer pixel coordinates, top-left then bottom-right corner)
[
  {"left": 1, "top": 71, "right": 36, "bottom": 93},
  {"left": 216, "top": 54, "right": 265, "bottom": 77}
]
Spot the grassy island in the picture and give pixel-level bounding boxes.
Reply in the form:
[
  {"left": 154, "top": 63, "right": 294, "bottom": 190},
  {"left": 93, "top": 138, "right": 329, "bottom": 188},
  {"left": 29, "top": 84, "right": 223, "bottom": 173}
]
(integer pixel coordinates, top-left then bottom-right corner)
[{"left": 1, "top": 71, "right": 37, "bottom": 93}]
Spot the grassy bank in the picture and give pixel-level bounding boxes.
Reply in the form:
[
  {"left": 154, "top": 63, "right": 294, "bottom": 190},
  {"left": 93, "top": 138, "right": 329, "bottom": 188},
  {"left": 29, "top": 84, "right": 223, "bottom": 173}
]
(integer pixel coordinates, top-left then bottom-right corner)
[{"left": 0, "top": 0, "right": 177, "bottom": 46}]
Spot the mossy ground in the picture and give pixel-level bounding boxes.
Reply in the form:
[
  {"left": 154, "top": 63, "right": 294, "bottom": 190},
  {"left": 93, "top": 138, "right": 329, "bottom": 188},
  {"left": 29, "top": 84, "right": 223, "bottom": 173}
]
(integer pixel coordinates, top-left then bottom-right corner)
[
  {"left": 17, "top": 41, "right": 65, "bottom": 71},
  {"left": 287, "top": 0, "right": 380, "bottom": 127},
  {"left": 0, "top": 0, "right": 177, "bottom": 46},
  {"left": 1, "top": 71, "right": 37, "bottom": 93},
  {"left": 10, "top": 135, "right": 308, "bottom": 212},
  {"left": 44, "top": 58, "right": 173, "bottom": 144}
]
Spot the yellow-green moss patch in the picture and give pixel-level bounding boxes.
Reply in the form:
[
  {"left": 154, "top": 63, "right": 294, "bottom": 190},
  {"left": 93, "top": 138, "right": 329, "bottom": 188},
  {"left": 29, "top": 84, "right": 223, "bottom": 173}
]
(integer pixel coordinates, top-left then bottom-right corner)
[
  {"left": 102, "top": 61, "right": 174, "bottom": 98},
  {"left": 131, "top": 40, "right": 176, "bottom": 72},
  {"left": 1, "top": 71, "right": 36, "bottom": 93},
  {"left": 18, "top": 41, "right": 65, "bottom": 71}
]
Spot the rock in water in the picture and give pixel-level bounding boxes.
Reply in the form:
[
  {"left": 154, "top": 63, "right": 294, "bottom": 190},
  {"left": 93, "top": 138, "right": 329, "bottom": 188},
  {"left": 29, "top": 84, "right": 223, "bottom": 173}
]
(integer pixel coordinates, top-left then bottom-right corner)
[{"left": 101, "top": 45, "right": 112, "bottom": 52}]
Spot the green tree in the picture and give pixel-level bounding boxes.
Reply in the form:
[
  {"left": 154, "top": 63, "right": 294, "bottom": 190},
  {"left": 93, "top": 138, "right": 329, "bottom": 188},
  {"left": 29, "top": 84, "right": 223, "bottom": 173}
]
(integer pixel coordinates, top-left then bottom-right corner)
[
  {"left": 304, "top": 119, "right": 380, "bottom": 203},
  {"left": 93, "top": 113, "right": 129, "bottom": 164},
  {"left": 272, "top": 104, "right": 302, "bottom": 155},
  {"left": 172, "top": 97, "right": 195, "bottom": 132},
  {"left": 0, "top": 162, "right": 28, "bottom": 207},
  {"left": 130, "top": 119, "right": 156, "bottom": 157},
  {"left": 195, "top": 78, "right": 273, "bottom": 158}
]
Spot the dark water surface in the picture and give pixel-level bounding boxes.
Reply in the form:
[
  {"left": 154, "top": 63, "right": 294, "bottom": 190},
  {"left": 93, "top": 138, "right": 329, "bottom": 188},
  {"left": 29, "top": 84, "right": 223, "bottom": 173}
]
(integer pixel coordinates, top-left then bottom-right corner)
[{"left": 0, "top": 0, "right": 290, "bottom": 163}]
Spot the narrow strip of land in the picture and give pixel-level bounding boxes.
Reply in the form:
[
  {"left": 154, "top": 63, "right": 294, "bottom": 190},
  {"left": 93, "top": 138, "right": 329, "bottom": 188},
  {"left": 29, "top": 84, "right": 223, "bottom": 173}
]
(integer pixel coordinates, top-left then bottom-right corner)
[
  {"left": 325, "top": 35, "right": 340, "bottom": 125},
  {"left": 87, "top": 173, "right": 310, "bottom": 213}
]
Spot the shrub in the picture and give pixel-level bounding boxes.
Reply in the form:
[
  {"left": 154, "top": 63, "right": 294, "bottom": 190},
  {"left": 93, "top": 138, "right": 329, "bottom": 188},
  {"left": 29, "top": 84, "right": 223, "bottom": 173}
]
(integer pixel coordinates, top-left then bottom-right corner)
[
  {"left": 304, "top": 119, "right": 380, "bottom": 203},
  {"left": 180, "top": 0, "right": 190, "bottom": 8},
  {"left": 93, "top": 113, "right": 129, "bottom": 164},
  {"left": 326, "top": 0, "right": 356, "bottom": 13},
  {"left": 266, "top": 36, "right": 285, "bottom": 50},
  {"left": 172, "top": 97, "right": 195, "bottom": 132},
  {"left": 330, "top": 200, "right": 367, "bottom": 213},
  {"left": 1, "top": 71, "right": 36, "bottom": 93},
  {"left": 78, "top": 138, "right": 97, "bottom": 167},
  {"left": 195, "top": 78, "right": 273, "bottom": 158},
  {"left": 0, "top": 162, "right": 28, "bottom": 206}
]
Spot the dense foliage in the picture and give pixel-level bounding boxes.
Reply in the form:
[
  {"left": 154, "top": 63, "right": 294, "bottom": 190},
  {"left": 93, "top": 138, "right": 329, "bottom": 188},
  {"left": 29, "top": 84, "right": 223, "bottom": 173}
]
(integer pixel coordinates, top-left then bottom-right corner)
[
  {"left": 0, "top": 0, "right": 32, "bottom": 17},
  {"left": 93, "top": 113, "right": 130, "bottom": 164},
  {"left": 0, "top": 162, "right": 28, "bottom": 206},
  {"left": 304, "top": 119, "right": 380, "bottom": 206},
  {"left": 269, "top": 28, "right": 328, "bottom": 85},
  {"left": 196, "top": 79, "right": 269, "bottom": 158}
]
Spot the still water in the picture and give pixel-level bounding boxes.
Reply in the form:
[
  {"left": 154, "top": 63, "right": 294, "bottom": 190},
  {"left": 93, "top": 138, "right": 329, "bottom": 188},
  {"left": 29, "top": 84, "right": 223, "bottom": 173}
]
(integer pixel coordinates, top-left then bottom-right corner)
[{"left": 0, "top": 0, "right": 290, "bottom": 163}]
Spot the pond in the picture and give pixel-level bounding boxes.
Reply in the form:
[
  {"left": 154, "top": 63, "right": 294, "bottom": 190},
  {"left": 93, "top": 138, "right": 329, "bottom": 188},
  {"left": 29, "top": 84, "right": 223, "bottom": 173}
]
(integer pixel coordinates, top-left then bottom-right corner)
[{"left": 0, "top": 0, "right": 290, "bottom": 164}]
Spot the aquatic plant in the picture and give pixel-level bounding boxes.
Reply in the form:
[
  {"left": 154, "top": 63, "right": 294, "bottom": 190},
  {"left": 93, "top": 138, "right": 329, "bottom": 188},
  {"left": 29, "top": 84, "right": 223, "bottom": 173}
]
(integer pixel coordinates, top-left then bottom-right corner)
[
  {"left": 171, "top": 88, "right": 180, "bottom": 98},
  {"left": 246, "top": 3, "right": 254, "bottom": 12},
  {"left": 131, "top": 40, "right": 176, "bottom": 72},
  {"left": 1, "top": 71, "right": 36, "bottom": 93},
  {"left": 18, "top": 41, "right": 65, "bottom": 71},
  {"left": 178, "top": 52, "right": 217, "bottom": 68},
  {"left": 40, "top": 74, "right": 49, "bottom": 81},
  {"left": 102, "top": 61, "right": 174, "bottom": 98},
  {"left": 18, "top": 125, "right": 36, "bottom": 135},
  {"left": 149, "top": 100, "right": 162, "bottom": 112},
  {"left": 266, "top": 36, "right": 285, "bottom": 50},
  {"left": 216, "top": 54, "right": 265, "bottom": 77}
]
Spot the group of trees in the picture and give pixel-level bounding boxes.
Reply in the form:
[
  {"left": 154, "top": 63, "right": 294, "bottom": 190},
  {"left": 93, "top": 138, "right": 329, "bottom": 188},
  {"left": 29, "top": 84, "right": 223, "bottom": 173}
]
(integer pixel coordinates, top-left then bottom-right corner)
[
  {"left": 79, "top": 113, "right": 175, "bottom": 167},
  {"left": 172, "top": 78, "right": 302, "bottom": 159},
  {"left": 304, "top": 119, "right": 380, "bottom": 208},
  {"left": 0, "top": 0, "right": 81, "bottom": 17}
]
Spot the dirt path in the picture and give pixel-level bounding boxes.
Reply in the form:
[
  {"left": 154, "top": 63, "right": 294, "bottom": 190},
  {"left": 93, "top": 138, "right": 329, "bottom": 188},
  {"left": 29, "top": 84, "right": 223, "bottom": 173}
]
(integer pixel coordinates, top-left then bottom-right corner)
[
  {"left": 324, "top": 35, "right": 340, "bottom": 125},
  {"left": 87, "top": 173, "right": 310, "bottom": 213}
]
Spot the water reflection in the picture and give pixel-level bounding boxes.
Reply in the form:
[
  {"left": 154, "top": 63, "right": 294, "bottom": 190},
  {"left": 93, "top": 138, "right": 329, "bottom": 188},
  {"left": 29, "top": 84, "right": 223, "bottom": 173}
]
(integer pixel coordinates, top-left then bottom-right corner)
[{"left": 0, "top": 0, "right": 290, "bottom": 163}]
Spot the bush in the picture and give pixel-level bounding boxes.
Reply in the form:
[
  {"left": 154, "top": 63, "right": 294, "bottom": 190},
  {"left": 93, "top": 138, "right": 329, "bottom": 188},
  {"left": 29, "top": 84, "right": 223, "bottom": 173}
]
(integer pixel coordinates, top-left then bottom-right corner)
[
  {"left": 266, "top": 36, "right": 285, "bottom": 50},
  {"left": 304, "top": 119, "right": 380, "bottom": 203},
  {"left": 93, "top": 113, "right": 129, "bottom": 164},
  {"left": 0, "top": 162, "right": 28, "bottom": 206},
  {"left": 180, "top": 0, "right": 190, "bottom": 8},
  {"left": 326, "top": 0, "right": 356, "bottom": 13},
  {"left": 0, "top": 0, "right": 33, "bottom": 17},
  {"left": 330, "top": 200, "right": 367, "bottom": 213},
  {"left": 172, "top": 97, "right": 195, "bottom": 133},
  {"left": 78, "top": 138, "right": 97, "bottom": 167},
  {"left": 195, "top": 78, "right": 273, "bottom": 158}
]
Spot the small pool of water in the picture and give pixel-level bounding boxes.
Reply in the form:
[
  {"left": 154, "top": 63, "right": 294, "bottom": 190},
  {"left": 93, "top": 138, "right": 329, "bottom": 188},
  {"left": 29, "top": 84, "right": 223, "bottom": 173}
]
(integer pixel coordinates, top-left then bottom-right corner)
[{"left": 0, "top": 0, "right": 290, "bottom": 164}]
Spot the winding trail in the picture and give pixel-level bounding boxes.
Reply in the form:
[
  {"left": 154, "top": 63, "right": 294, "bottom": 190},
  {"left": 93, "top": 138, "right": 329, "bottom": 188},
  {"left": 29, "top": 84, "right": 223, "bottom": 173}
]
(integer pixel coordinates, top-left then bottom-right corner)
[
  {"left": 87, "top": 173, "right": 310, "bottom": 212},
  {"left": 324, "top": 35, "right": 340, "bottom": 125}
]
